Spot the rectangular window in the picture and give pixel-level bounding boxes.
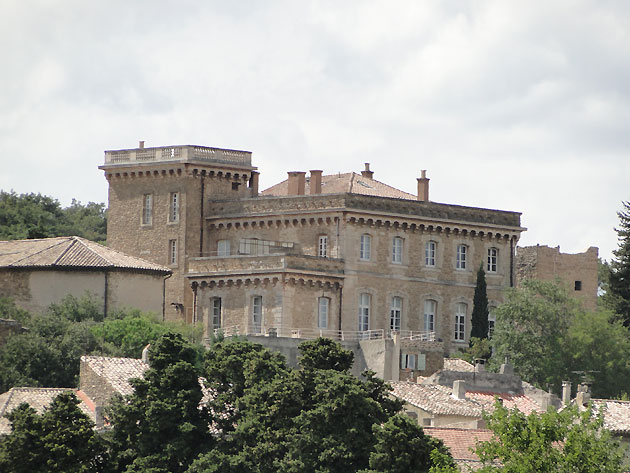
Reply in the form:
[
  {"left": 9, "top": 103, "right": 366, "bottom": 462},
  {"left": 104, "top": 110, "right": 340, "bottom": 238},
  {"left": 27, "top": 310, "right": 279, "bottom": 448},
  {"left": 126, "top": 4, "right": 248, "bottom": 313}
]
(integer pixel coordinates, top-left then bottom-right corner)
[
  {"left": 212, "top": 298, "right": 222, "bottom": 330},
  {"left": 456, "top": 244, "right": 467, "bottom": 270},
  {"left": 390, "top": 296, "right": 402, "bottom": 331},
  {"left": 318, "top": 297, "right": 329, "bottom": 329},
  {"left": 454, "top": 302, "right": 467, "bottom": 341},
  {"left": 574, "top": 280, "right": 582, "bottom": 291},
  {"left": 360, "top": 234, "right": 371, "bottom": 261},
  {"left": 318, "top": 235, "right": 328, "bottom": 258},
  {"left": 392, "top": 237, "right": 403, "bottom": 264},
  {"left": 142, "top": 194, "right": 153, "bottom": 225},
  {"left": 217, "top": 239, "right": 231, "bottom": 257},
  {"left": 488, "top": 310, "right": 496, "bottom": 338},
  {"left": 358, "top": 293, "right": 370, "bottom": 331},
  {"left": 401, "top": 353, "right": 417, "bottom": 370},
  {"left": 168, "top": 239, "right": 178, "bottom": 266},
  {"left": 425, "top": 241, "right": 436, "bottom": 267},
  {"left": 487, "top": 248, "right": 498, "bottom": 272},
  {"left": 424, "top": 300, "right": 436, "bottom": 332},
  {"left": 251, "top": 296, "right": 262, "bottom": 334},
  {"left": 168, "top": 192, "right": 179, "bottom": 223}
]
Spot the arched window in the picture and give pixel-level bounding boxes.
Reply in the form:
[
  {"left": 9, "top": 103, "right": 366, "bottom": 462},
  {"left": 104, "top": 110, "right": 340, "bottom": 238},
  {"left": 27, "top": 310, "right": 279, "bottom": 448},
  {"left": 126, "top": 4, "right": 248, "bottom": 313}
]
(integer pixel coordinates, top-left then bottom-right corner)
[
  {"left": 454, "top": 302, "right": 467, "bottom": 341},
  {"left": 318, "top": 297, "right": 330, "bottom": 329},
  {"left": 360, "top": 234, "right": 372, "bottom": 260},
  {"left": 358, "top": 293, "right": 371, "bottom": 331},
  {"left": 456, "top": 244, "right": 467, "bottom": 270},
  {"left": 425, "top": 241, "right": 436, "bottom": 267},
  {"left": 390, "top": 296, "right": 402, "bottom": 331},
  {"left": 424, "top": 300, "right": 437, "bottom": 332},
  {"left": 487, "top": 247, "right": 498, "bottom": 272}
]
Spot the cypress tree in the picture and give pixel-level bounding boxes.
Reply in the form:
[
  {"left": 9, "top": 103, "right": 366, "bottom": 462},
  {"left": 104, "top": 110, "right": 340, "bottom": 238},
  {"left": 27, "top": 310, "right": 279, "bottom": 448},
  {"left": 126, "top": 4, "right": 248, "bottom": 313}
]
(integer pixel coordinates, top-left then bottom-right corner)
[
  {"left": 470, "top": 263, "right": 489, "bottom": 340},
  {"left": 606, "top": 201, "right": 630, "bottom": 326}
]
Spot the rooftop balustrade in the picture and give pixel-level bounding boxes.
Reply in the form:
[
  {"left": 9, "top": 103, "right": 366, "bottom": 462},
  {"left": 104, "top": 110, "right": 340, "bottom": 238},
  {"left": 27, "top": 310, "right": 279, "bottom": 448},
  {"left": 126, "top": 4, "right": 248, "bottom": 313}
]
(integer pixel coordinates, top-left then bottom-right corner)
[{"left": 103, "top": 145, "right": 252, "bottom": 167}]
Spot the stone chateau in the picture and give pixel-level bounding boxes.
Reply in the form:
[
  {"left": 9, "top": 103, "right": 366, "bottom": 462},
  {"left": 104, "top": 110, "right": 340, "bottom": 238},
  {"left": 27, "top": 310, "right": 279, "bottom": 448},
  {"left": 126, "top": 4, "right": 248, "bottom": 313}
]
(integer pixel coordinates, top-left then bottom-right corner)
[{"left": 100, "top": 142, "right": 525, "bottom": 357}]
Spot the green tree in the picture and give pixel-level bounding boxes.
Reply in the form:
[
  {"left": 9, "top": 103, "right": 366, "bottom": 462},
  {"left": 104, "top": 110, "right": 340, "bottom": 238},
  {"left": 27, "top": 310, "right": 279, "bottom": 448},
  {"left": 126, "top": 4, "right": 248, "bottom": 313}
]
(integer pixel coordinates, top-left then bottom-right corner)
[
  {"left": 0, "top": 392, "right": 108, "bottom": 473},
  {"left": 298, "top": 336, "right": 355, "bottom": 371},
  {"left": 0, "top": 191, "right": 106, "bottom": 242},
  {"left": 475, "top": 403, "right": 624, "bottom": 473},
  {"left": 604, "top": 201, "right": 630, "bottom": 326},
  {"left": 360, "top": 414, "right": 455, "bottom": 473},
  {"left": 490, "top": 279, "right": 579, "bottom": 392},
  {"left": 0, "top": 297, "right": 30, "bottom": 324},
  {"left": 108, "top": 333, "right": 211, "bottom": 473},
  {"left": 470, "top": 264, "right": 490, "bottom": 341}
]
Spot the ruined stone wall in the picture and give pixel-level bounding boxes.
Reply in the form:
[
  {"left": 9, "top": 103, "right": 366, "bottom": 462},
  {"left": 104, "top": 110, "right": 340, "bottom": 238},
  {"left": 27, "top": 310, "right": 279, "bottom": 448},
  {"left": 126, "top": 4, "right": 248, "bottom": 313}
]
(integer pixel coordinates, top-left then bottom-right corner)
[{"left": 516, "top": 245, "right": 599, "bottom": 310}]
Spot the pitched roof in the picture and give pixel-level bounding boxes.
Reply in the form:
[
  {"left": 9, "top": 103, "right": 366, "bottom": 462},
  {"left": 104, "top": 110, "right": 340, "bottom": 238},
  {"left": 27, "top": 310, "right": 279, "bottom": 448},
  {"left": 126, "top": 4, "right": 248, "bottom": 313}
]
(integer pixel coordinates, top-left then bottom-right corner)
[
  {"left": 590, "top": 399, "right": 630, "bottom": 435},
  {"left": 0, "top": 236, "right": 170, "bottom": 273},
  {"left": 261, "top": 172, "right": 417, "bottom": 200},
  {"left": 0, "top": 387, "right": 94, "bottom": 435},
  {"left": 443, "top": 358, "right": 475, "bottom": 372},
  {"left": 467, "top": 391, "right": 545, "bottom": 415},
  {"left": 390, "top": 381, "right": 483, "bottom": 417},
  {"left": 81, "top": 355, "right": 149, "bottom": 396},
  {"left": 424, "top": 427, "right": 493, "bottom": 470}
]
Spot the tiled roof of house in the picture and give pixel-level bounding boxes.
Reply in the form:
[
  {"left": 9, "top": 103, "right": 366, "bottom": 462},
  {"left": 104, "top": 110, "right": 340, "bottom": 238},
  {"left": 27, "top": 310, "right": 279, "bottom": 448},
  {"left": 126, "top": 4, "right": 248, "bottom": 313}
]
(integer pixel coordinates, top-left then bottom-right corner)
[
  {"left": 443, "top": 358, "right": 475, "bottom": 372},
  {"left": 0, "top": 387, "right": 94, "bottom": 435},
  {"left": 81, "top": 355, "right": 150, "bottom": 396},
  {"left": 424, "top": 427, "right": 493, "bottom": 470},
  {"left": 467, "top": 391, "right": 545, "bottom": 415},
  {"left": 590, "top": 399, "right": 630, "bottom": 435},
  {"left": 390, "top": 381, "right": 483, "bottom": 417},
  {"left": 390, "top": 382, "right": 544, "bottom": 419},
  {"left": 0, "top": 236, "right": 170, "bottom": 273},
  {"left": 261, "top": 172, "right": 417, "bottom": 200}
]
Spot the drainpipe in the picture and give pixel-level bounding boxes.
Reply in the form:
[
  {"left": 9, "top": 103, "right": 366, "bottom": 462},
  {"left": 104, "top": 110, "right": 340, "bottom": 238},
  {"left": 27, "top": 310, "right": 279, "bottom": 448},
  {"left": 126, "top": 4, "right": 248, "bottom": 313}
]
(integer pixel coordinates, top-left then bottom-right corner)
[
  {"left": 103, "top": 270, "right": 109, "bottom": 319},
  {"left": 162, "top": 273, "right": 172, "bottom": 322},
  {"left": 199, "top": 174, "right": 205, "bottom": 255},
  {"left": 510, "top": 236, "right": 515, "bottom": 287},
  {"left": 338, "top": 285, "right": 343, "bottom": 332}
]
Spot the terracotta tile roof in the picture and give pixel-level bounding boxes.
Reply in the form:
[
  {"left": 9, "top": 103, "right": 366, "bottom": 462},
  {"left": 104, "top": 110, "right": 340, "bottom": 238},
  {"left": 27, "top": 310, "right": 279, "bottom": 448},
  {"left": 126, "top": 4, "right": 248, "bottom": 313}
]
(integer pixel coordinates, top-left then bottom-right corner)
[
  {"left": 590, "top": 399, "right": 630, "bottom": 435},
  {"left": 0, "top": 236, "right": 170, "bottom": 273},
  {"left": 390, "top": 381, "right": 483, "bottom": 417},
  {"left": 443, "top": 358, "right": 475, "bottom": 372},
  {"left": 81, "top": 355, "right": 213, "bottom": 407},
  {"left": 262, "top": 172, "right": 417, "bottom": 200},
  {"left": 424, "top": 427, "right": 493, "bottom": 470},
  {"left": 81, "top": 355, "right": 149, "bottom": 396},
  {"left": 0, "top": 387, "right": 94, "bottom": 435},
  {"left": 467, "top": 391, "right": 545, "bottom": 415}
]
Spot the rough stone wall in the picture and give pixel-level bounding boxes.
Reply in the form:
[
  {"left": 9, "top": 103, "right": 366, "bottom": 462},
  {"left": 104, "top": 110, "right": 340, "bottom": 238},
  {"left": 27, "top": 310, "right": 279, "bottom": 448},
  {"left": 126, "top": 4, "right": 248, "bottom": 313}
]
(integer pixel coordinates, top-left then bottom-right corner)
[
  {"left": 79, "top": 360, "right": 117, "bottom": 409},
  {"left": 0, "top": 270, "right": 30, "bottom": 307},
  {"left": 516, "top": 245, "right": 599, "bottom": 310},
  {"left": 422, "top": 369, "right": 524, "bottom": 394}
]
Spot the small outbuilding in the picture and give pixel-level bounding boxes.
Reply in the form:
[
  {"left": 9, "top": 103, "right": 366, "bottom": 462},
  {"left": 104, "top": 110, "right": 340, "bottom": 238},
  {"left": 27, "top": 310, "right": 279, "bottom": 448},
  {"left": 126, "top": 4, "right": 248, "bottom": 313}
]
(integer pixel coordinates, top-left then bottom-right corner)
[{"left": 0, "top": 236, "right": 171, "bottom": 317}]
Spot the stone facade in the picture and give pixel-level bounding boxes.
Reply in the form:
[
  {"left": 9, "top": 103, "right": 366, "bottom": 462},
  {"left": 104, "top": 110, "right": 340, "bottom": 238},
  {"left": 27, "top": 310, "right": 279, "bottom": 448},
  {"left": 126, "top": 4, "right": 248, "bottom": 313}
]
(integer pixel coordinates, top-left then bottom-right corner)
[
  {"left": 515, "top": 245, "right": 599, "bottom": 310},
  {"left": 101, "top": 143, "right": 524, "bottom": 354}
]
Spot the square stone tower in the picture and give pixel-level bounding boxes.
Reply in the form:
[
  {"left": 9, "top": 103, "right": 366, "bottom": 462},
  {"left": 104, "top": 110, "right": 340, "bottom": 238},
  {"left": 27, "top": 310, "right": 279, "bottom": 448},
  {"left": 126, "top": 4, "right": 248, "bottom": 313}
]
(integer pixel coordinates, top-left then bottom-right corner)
[{"left": 99, "top": 142, "right": 258, "bottom": 321}]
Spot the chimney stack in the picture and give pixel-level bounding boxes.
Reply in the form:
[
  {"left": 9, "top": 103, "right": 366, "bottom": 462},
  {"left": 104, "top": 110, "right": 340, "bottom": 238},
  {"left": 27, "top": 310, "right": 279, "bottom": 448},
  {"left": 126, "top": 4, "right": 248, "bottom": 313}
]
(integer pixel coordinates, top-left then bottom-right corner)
[
  {"left": 417, "top": 170, "right": 430, "bottom": 202},
  {"left": 310, "top": 170, "right": 323, "bottom": 194},
  {"left": 142, "top": 344, "right": 151, "bottom": 364},
  {"left": 139, "top": 140, "right": 145, "bottom": 149},
  {"left": 562, "top": 381, "right": 572, "bottom": 405},
  {"left": 287, "top": 171, "right": 306, "bottom": 196},
  {"left": 361, "top": 163, "right": 374, "bottom": 179},
  {"left": 452, "top": 380, "right": 466, "bottom": 400},
  {"left": 576, "top": 383, "right": 591, "bottom": 406},
  {"left": 249, "top": 171, "right": 260, "bottom": 197}
]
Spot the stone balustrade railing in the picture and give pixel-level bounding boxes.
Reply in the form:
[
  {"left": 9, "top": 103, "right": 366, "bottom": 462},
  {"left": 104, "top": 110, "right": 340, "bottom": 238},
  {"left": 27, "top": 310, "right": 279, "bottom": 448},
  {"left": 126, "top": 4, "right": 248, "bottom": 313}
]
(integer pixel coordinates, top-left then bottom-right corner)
[
  {"left": 188, "top": 253, "right": 344, "bottom": 275},
  {"left": 104, "top": 145, "right": 252, "bottom": 167}
]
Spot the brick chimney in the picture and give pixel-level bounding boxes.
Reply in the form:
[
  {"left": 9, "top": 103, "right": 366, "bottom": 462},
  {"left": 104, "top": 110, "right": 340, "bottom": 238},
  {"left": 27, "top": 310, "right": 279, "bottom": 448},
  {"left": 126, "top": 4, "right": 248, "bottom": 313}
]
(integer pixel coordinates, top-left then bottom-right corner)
[
  {"left": 249, "top": 171, "right": 260, "bottom": 197},
  {"left": 361, "top": 163, "right": 374, "bottom": 179},
  {"left": 452, "top": 380, "right": 466, "bottom": 400},
  {"left": 417, "top": 170, "right": 429, "bottom": 202},
  {"left": 562, "top": 381, "right": 572, "bottom": 405},
  {"left": 287, "top": 171, "right": 306, "bottom": 196},
  {"left": 310, "top": 170, "right": 323, "bottom": 194}
]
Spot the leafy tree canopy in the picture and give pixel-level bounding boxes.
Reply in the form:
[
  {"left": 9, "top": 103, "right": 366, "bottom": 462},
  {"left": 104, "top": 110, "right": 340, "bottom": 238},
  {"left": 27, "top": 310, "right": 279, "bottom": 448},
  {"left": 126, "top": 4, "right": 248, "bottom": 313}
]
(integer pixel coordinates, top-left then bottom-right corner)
[
  {"left": 0, "top": 392, "right": 108, "bottom": 473},
  {"left": 491, "top": 279, "right": 630, "bottom": 398},
  {"left": 475, "top": 403, "right": 624, "bottom": 473},
  {"left": 603, "top": 201, "right": 630, "bottom": 325},
  {"left": 0, "top": 191, "right": 106, "bottom": 243}
]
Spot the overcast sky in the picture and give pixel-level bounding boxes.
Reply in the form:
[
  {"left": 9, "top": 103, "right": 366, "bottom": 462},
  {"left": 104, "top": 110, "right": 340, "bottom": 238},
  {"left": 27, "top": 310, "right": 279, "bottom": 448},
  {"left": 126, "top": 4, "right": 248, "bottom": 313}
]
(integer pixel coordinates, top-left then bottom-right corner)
[{"left": 1, "top": 1, "right": 628, "bottom": 261}]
